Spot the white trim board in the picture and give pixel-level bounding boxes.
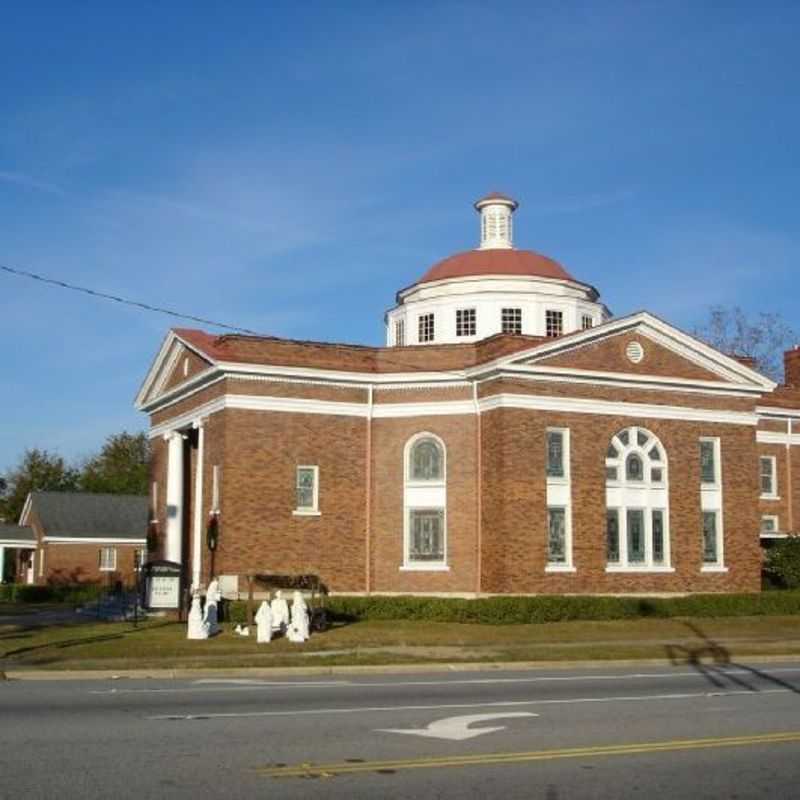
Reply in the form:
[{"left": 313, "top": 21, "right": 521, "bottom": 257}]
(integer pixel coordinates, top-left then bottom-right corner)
[
  {"left": 148, "top": 390, "right": 758, "bottom": 438},
  {"left": 481, "top": 365, "right": 761, "bottom": 398},
  {"left": 0, "top": 539, "right": 37, "bottom": 548},
  {"left": 756, "top": 431, "right": 800, "bottom": 446},
  {"left": 756, "top": 406, "right": 800, "bottom": 419},
  {"left": 478, "top": 394, "right": 756, "bottom": 425},
  {"left": 44, "top": 537, "right": 147, "bottom": 545}
]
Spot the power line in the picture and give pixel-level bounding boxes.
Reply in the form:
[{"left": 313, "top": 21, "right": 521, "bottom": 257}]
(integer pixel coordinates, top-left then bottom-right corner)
[
  {"left": 1, "top": 260, "right": 505, "bottom": 380},
  {"left": 0, "top": 262, "right": 260, "bottom": 335}
]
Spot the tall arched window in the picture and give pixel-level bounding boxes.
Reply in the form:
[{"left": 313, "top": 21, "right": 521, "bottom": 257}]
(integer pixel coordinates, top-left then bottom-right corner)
[
  {"left": 605, "top": 426, "right": 671, "bottom": 572},
  {"left": 403, "top": 434, "right": 447, "bottom": 569}
]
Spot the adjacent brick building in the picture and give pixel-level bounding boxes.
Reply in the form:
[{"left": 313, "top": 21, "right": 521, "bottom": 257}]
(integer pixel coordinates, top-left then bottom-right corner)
[
  {"left": 136, "top": 194, "right": 800, "bottom": 597},
  {"left": 1, "top": 492, "right": 149, "bottom": 586}
]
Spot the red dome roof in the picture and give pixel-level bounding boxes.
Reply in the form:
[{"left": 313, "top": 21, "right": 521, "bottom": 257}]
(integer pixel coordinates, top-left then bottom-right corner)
[{"left": 417, "top": 248, "right": 576, "bottom": 285}]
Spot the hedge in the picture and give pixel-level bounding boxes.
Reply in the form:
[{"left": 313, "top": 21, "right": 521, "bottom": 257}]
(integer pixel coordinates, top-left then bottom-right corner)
[
  {"left": 0, "top": 583, "right": 106, "bottom": 604},
  {"left": 226, "top": 591, "right": 800, "bottom": 626}
]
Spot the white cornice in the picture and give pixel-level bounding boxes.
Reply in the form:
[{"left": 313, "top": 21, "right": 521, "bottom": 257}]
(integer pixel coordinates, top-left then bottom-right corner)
[
  {"left": 756, "top": 431, "right": 800, "bottom": 446},
  {"left": 0, "top": 539, "right": 36, "bottom": 548},
  {"left": 217, "top": 360, "right": 466, "bottom": 385},
  {"left": 479, "top": 393, "right": 757, "bottom": 426},
  {"left": 44, "top": 537, "right": 148, "bottom": 544},
  {"left": 486, "top": 364, "right": 762, "bottom": 398},
  {"left": 148, "top": 390, "right": 758, "bottom": 437},
  {"left": 756, "top": 406, "right": 800, "bottom": 419}
]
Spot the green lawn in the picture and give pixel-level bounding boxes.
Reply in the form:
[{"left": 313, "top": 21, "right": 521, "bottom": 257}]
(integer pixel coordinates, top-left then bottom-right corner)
[{"left": 2, "top": 614, "right": 799, "bottom": 672}]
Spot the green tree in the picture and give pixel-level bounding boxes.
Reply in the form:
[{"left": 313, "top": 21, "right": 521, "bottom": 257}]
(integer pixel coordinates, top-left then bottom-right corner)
[
  {"left": 0, "top": 449, "right": 80, "bottom": 523},
  {"left": 764, "top": 537, "right": 800, "bottom": 590},
  {"left": 79, "top": 431, "right": 150, "bottom": 496},
  {"left": 694, "top": 306, "right": 797, "bottom": 383}
]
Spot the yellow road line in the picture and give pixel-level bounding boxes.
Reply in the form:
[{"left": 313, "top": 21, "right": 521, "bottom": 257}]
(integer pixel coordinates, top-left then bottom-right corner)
[{"left": 256, "top": 731, "right": 800, "bottom": 778}]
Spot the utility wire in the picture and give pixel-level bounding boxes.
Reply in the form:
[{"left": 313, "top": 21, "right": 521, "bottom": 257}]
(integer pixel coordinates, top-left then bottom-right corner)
[
  {"left": 0, "top": 262, "right": 261, "bottom": 335},
  {"left": 1, "top": 260, "right": 516, "bottom": 380}
]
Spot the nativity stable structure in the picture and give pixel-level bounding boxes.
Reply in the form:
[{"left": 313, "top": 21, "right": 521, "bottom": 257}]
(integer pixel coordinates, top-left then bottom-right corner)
[{"left": 135, "top": 193, "right": 800, "bottom": 598}]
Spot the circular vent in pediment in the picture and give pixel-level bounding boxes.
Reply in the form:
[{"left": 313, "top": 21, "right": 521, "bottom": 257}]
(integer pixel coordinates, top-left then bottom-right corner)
[{"left": 626, "top": 341, "right": 645, "bottom": 364}]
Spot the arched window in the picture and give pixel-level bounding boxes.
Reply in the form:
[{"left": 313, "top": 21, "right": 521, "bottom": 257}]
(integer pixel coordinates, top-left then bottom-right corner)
[
  {"left": 404, "top": 434, "right": 447, "bottom": 568},
  {"left": 605, "top": 426, "right": 671, "bottom": 571},
  {"left": 409, "top": 437, "right": 443, "bottom": 481}
]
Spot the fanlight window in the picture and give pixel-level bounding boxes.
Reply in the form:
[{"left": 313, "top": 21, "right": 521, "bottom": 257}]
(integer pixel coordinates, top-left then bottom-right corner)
[
  {"left": 410, "top": 438, "right": 444, "bottom": 481},
  {"left": 605, "top": 426, "right": 670, "bottom": 570}
]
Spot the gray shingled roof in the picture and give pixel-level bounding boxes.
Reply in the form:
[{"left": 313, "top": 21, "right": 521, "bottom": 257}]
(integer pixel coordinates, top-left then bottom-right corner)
[
  {"left": 30, "top": 492, "right": 148, "bottom": 540},
  {"left": 0, "top": 522, "right": 35, "bottom": 543}
]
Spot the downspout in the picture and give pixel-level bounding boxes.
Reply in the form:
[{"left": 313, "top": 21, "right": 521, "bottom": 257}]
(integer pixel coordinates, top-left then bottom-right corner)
[
  {"left": 788, "top": 418, "right": 794, "bottom": 532},
  {"left": 365, "top": 385, "right": 374, "bottom": 594},
  {"left": 473, "top": 380, "right": 482, "bottom": 596}
]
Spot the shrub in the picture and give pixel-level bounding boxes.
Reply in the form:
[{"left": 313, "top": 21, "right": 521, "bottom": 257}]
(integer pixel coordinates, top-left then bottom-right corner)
[
  {"left": 0, "top": 582, "right": 106, "bottom": 605},
  {"left": 764, "top": 537, "right": 800, "bottom": 590},
  {"left": 225, "top": 591, "right": 800, "bottom": 627}
]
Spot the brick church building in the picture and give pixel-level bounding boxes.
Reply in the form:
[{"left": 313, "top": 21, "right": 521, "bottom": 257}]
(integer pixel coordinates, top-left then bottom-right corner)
[{"left": 136, "top": 193, "right": 800, "bottom": 597}]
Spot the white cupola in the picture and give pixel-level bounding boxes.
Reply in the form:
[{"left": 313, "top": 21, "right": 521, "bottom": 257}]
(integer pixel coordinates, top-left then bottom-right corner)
[
  {"left": 385, "top": 193, "right": 610, "bottom": 346},
  {"left": 475, "top": 192, "right": 518, "bottom": 250}
]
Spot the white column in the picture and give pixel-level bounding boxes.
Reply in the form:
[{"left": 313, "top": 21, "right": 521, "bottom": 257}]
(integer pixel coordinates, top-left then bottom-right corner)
[
  {"left": 191, "top": 419, "right": 206, "bottom": 590},
  {"left": 164, "top": 431, "right": 185, "bottom": 565},
  {"left": 0, "top": 546, "right": 5, "bottom": 582}
]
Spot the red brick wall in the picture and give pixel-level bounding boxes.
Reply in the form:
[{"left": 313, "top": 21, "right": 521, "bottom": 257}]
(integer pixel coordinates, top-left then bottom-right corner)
[
  {"left": 370, "top": 415, "right": 478, "bottom": 594},
  {"left": 480, "top": 410, "right": 761, "bottom": 594},
  {"left": 205, "top": 409, "right": 368, "bottom": 592},
  {"left": 42, "top": 542, "right": 144, "bottom": 585}
]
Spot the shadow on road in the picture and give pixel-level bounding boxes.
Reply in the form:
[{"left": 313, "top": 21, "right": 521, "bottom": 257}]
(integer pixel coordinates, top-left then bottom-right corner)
[{"left": 665, "top": 620, "right": 800, "bottom": 695}]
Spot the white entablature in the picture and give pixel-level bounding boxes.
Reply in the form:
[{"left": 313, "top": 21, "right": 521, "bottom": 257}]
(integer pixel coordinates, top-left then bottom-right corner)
[{"left": 385, "top": 193, "right": 610, "bottom": 346}]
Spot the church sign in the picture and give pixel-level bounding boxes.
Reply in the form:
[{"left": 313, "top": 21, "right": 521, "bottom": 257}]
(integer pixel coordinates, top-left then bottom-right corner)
[{"left": 141, "top": 560, "right": 182, "bottom": 610}]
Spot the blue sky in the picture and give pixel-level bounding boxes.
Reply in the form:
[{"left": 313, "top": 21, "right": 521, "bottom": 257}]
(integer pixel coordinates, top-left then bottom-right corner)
[{"left": 1, "top": 1, "right": 798, "bottom": 472}]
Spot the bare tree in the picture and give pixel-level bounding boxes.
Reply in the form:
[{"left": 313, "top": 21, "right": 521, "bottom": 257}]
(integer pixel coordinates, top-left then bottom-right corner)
[{"left": 694, "top": 306, "right": 797, "bottom": 383}]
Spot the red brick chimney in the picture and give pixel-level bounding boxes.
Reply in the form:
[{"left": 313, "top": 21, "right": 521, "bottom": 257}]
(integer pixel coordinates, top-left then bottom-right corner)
[{"left": 785, "top": 346, "right": 800, "bottom": 386}]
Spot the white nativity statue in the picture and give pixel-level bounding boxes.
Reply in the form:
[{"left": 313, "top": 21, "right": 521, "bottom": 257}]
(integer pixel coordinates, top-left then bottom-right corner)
[
  {"left": 187, "top": 594, "right": 209, "bottom": 640},
  {"left": 204, "top": 578, "right": 221, "bottom": 636},
  {"left": 255, "top": 600, "right": 273, "bottom": 644},
  {"left": 270, "top": 590, "right": 290, "bottom": 633},
  {"left": 287, "top": 590, "right": 310, "bottom": 643}
]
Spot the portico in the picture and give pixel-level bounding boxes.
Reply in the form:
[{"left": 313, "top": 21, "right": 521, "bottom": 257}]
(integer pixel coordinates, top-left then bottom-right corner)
[{"left": 0, "top": 523, "right": 37, "bottom": 584}]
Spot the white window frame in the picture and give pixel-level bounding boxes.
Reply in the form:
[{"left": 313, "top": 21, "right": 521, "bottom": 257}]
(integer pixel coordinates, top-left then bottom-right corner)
[
  {"left": 455, "top": 308, "right": 477, "bottom": 338},
  {"left": 99, "top": 547, "right": 117, "bottom": 572},
  {"left": 394, "top": 318, "right": 405, "bottom": 347},
  {"left": 546, "top": 428, "right": 574, "bottom": 572},
  {"left": 501, "top": 307, "right": 522, "bottom": 335},
  {"left": 546, "top": 505, "right": 571, "bottom": 568},
  {"left": 699, "top": 437, "right": 727, "bottom": 572},
  {"left": 402, "top": 432, "right": 448, "bottom": 571},
  {"left": 418, "top": 313, "right": 435, "bottom": 343},
  {"left": 699, "top": 437, "right": 720, "bottom": 487},
  {"left": 293, "top": 465, "right": 321, "bottom": 516},
  {"left": 605, "top": 426, "right": 673, "bottom": 573},
  {"left": 760, "top": 455, "right": 778, "bottom": 499},
  {"left": 545, "top": 309, "right": 563, "bottom": 338},
  {"left": 760, "top": 514, "right": 782, "bottom": 538},
  {"left": 581, "top": 314, "right": 593, "bottom": 330},
  {"left": 134, "top": 548, "right": 146, "bottom": 571}
]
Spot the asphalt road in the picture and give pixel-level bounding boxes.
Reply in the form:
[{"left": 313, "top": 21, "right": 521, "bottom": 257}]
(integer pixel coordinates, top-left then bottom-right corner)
[{"left": 2, "top": 661, "right": 800, "bottom": 799}]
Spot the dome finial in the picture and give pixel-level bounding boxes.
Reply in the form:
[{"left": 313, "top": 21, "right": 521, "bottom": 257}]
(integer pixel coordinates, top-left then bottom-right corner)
[{"left": 474, "top": 192, "right": 518, "bottom": 250}]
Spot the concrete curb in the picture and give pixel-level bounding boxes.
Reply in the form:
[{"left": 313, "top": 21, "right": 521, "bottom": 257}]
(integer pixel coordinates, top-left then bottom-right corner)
[{"left": 5, "top": 653, "right": 800, "bottom": 681}]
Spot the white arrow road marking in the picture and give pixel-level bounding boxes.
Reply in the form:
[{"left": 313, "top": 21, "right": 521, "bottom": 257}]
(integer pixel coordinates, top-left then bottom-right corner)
[{"left": 376, "top": 712, "right": 539, "bottom": 741}]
